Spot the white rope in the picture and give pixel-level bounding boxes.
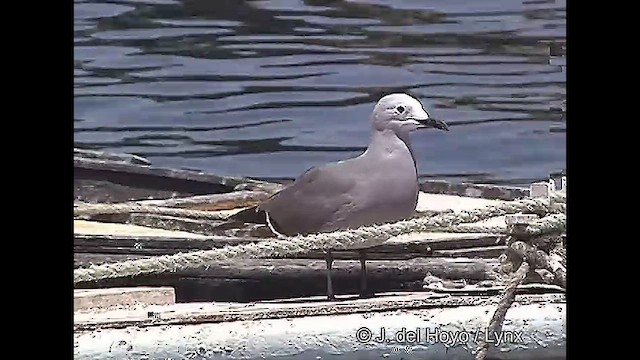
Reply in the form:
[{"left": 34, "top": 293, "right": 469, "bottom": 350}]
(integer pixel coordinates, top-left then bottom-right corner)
[
  {"left": 74, "top": 203, "right": 230, "bottom": 220},
  {"left": 74, "top": 198, "right": 564, "bottom": 284}
]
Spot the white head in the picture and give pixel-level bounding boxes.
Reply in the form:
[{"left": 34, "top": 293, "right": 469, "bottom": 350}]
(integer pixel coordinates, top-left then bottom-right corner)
[{"left": 370, "top": 93, "right": 449, "bottom": 135}]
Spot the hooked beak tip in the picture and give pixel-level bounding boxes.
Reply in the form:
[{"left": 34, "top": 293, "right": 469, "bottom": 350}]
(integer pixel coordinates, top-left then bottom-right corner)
[{"left": 417, "top": 117, "right": 449, "bottom": 131}]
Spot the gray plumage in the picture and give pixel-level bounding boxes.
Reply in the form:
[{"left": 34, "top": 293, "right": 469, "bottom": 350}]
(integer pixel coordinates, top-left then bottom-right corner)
[{"left": 258, "top": 93, "right": 449, "bottom": 237}]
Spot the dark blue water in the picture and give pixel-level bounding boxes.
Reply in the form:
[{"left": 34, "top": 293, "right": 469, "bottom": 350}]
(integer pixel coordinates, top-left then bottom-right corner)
[{"left": 74, "top": 0, "right": 566, "bottom": 186}]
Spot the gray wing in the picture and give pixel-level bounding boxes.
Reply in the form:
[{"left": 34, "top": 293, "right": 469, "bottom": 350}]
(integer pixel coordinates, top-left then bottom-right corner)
[{"left": 257, "top": 161, "right": 359, "bottom": 236}]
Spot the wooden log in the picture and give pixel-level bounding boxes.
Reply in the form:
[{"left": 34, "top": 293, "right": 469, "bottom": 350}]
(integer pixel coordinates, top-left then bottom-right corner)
[
  {"left": 74, "top": 293, "right": 566, "bottom": 360},
  {"left": 74, "top": 256, "right": 501, "bottom": 302},
  {"left": 74, "top": 287, "right": 175, "bottom": 312}
]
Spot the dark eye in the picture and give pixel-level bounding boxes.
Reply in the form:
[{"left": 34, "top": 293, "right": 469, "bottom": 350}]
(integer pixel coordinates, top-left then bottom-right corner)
[{"left": 396, "top": 106, "right": 405, "bottom": 113}]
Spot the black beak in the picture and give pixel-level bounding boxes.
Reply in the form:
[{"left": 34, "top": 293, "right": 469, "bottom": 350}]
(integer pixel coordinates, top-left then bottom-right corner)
[{"left": 417, "top": 117, "right": 449, "bottom": 131}]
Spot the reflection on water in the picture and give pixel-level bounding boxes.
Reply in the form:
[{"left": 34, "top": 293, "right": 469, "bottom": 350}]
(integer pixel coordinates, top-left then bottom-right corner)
[{"left": 74, "top": 0, "right": 566, "bottom": 186}]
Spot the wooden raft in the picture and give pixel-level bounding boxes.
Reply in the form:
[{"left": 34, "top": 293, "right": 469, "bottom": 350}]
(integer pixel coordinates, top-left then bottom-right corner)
[
  {"left": 73, "top": 149, "right": 566, "bottom": 359},
  {"left": 74, "top": 289, "right": 566, "bottom": 360},
  {"left": 73, "top": 149, "right": 564, "bottom": 300}
]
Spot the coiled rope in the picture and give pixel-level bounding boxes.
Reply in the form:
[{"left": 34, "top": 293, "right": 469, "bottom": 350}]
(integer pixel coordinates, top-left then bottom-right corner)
[{"left": 74, "top": 198, "right": 565, "bottom": 284}]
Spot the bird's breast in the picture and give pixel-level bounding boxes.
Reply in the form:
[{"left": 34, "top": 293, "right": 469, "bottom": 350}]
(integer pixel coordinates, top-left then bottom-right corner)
[{"left": 355, "top": 149, "right": 419, "bottom": 222}]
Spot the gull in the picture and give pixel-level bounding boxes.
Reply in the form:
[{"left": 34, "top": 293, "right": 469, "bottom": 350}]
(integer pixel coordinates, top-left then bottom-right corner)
[{"left": 257, "top": 93, "right": 449, "bottom": 299}]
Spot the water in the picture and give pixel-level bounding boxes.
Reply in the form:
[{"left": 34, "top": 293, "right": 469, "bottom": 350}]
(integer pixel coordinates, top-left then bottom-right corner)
[{"left": 74, "top": 0, "right": 566, "bottom": 186}]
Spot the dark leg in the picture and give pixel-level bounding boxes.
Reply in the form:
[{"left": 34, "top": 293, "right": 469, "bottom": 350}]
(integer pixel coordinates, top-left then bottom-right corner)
[
  {"left": 325, "top": 250, "right": 335, "bottom": 300},
  {"left": 359, "top": 250, "right": 373, "bottom": 298}
]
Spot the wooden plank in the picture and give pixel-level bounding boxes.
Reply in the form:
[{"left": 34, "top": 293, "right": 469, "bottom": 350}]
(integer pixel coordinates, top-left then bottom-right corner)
[
  {"left": 74, "top": 256, "right": 502, "bottom": 302},
  {"left": 74, "top": 148, "right": 151, "bottom": 165},
  {"left": 75, "top": 157, "right": 252, "bottom": 188},
  {"left": 74, "top": 253, "right": 149, "bottom": 267},
  {"left": 74, "top": 291, "right": 565, "bottom": 331},
  {"left": 74, "top": 157, "right": 278, "bottom": 203},
  {"left": 74, "top": 177, "right": 189, "bottom": 204},
  {"left": 74, "top": 220, "right": 207, "bottom": 239},
  {"left": 415, "top": 192, "right": 503, "bottom": 212},
  {"left": 74, "top": 286, "right": 175, "bottom": 312},
  {"left": 134, "top": 190, "right": 272, "bottom": 211},
  {"left": 432, "top": 245, "right": 507, "bottom": 258},
  {"left": 126, "top": 214, "right": 234, "bottom": 236},
  {"left": 419, "top": 179, "right": 528, "bottom": 200},
  {"left": 505, "top": 214, "right": 538, "bottom": 225},
  {"left": 74, "top": 293, "right": 565, "bottom": 360},
  {"left": 74, "top": 157, "right": 281, "bottom": 194},
  {"left": 423, "top": 282, "right": 564, "bottom": 295},
  {"left": 74, "top": 294, "right": 565, "bottom": 360},
  {"left": 74, "top": 148, "right": 532, "bottom": 204}
]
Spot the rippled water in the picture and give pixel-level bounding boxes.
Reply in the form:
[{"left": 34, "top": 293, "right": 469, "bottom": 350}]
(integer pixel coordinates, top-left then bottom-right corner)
[{"left": 74, "top": 0, "right": 566, "bottom": 186}]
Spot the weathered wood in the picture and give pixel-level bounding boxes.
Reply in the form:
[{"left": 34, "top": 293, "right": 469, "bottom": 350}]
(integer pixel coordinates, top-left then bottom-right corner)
[
  {"left": 74, "top": 293, "right": 566, "bottom": 360},
  {"left": 75, "top": 157, "right": 255, "bottom": 189},
  {"left": 74, "top": 220, "right": 208, "bottom": 239},
  {"left": 419, "top": 179, "right": 528, "bottom": 200},
  {"left": 74, "top": 148, "right": 151, "bottom": 165},
  {"left": 74, "top": 256, "right": 501, "bottom": 302},
  {"left": 134, "top": 190, "right": 272, "bottom": 211},
  {"left": 74, "top": 291, "right": 563, "bottom": 330},
  {"left": 432, "top": 245, "right": 507, "bottom": 258},
  {"left": 530, "top": 182, "right": 550, "bottom": 198},
  {"left": 127, "top": 213, "right": 277, "bottom": 238},
  {"left": 423, "top": 281, "right": 564, "bottom": 295},
  {"left": 74, "top": 178, "right": 188, "bottom": 204},
  {"left": 74, "top": 234, "right": 255, "bottom": 254},
  {"left": 74, "top": 232, "right": 506, "bottom": 259},
  {"left": 505, "top": 214, "right": 538, "bottom": 225},
  {"left": 74, "top": 287, "right": 175, "bottom": 312},
  {"left": 415, "top": 234, "right": 507, "bottom": 250},
  {"left": 127, "top": 214, "right": 231, "bottom": 236},
  {"left": 74, "top": 156, "right": 272, "bottom": 203},
  {"left": 75, "top": 253, "right": 149, "bottom": 267},
  {"left": 233, "top": 181, "right": 284, "bottom": 193},
  {"left": 75, "top": 149, "right": 533, "bottom": 204}
]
